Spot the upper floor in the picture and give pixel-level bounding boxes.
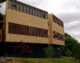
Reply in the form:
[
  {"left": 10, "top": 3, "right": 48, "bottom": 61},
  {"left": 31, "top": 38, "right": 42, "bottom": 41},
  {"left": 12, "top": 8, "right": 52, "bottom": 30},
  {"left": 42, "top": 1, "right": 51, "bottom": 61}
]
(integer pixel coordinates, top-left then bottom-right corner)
[{"left": 8, "top": 0, "right": 48, "bottom": 19}]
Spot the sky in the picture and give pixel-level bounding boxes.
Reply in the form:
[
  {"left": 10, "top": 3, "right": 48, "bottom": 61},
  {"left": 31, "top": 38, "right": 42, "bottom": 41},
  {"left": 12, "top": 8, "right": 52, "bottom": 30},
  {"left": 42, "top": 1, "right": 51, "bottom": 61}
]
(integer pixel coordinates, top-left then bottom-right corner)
[{"left": 0, "top": 0, "right": 80, "bottom": 42}]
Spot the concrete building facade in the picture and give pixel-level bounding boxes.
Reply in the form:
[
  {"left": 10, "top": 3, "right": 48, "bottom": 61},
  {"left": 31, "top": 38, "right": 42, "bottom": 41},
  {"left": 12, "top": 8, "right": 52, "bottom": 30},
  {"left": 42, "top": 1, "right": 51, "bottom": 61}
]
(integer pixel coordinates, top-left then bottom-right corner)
[{"left": 0, "top": 0, "right": 65, "bottom": 58}]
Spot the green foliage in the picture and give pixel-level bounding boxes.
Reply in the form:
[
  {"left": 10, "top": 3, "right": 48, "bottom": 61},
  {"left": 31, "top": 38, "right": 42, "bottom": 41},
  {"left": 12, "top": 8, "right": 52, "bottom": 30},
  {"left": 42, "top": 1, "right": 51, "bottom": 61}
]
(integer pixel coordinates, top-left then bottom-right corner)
[
  {"left": 65, "top": 49, "right": 72, "bottom": 56},
  {"left": 0, "top": 13, "right": 5, "bottom": 20},
  {"left": 1, "top": 14, "right": 5, "bottom": 18},
  {"left": 44, "top": 45, "right": 54, "bottom": 58},
  {"left": 64, "top": 33, "right": 78, "bottom": 52},
  {"left": 72, "top": 44, "right": 80, "bottom": 59},
  {"left": 64, "top": 33, "right": 80, "bottom": 60}
]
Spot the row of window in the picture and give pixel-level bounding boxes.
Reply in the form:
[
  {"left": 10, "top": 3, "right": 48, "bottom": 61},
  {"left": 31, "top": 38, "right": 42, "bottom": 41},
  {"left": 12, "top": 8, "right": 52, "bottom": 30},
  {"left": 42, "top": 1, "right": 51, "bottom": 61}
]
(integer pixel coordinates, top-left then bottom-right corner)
[
  {"left": 53, "top": 15, "right": 63, "bottom": 27},
  {"left": 9, "top": 22, "right": 48, "bottom": 37},
  {"left": 53, "top": 31, "right": 64, "bottom": 41},
  {"left": 8, "top": 22, "right": 64, "bottom": 41},
  {"left": 9, "top": 0, "right": 48, "bottom": 19}
]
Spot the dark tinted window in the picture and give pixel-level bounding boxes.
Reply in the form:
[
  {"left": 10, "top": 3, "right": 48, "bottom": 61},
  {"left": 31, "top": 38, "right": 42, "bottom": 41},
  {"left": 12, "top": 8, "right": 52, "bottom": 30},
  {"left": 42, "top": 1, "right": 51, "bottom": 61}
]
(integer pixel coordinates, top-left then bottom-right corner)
[{"left": 9, "top": 22, "right": 48, "bottom": 38}]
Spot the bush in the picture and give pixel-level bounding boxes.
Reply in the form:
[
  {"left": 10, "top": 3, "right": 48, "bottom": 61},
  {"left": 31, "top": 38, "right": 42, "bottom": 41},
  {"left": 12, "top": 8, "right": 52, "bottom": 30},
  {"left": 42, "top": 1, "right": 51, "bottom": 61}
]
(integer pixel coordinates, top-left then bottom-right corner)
[
  {"left": 44, "top": 45, "right": 54, "bottom": 58},
  {"left": 65, "top": 49, "right": 72, "bottom": 57}
]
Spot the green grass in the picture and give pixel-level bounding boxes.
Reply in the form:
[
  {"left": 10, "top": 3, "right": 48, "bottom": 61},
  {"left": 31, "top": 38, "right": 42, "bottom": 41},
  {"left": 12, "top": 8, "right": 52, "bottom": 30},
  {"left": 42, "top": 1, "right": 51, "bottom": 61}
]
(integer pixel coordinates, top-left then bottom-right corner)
[{"left": 11, "top": 57, "right": 80, "bottom": 63}]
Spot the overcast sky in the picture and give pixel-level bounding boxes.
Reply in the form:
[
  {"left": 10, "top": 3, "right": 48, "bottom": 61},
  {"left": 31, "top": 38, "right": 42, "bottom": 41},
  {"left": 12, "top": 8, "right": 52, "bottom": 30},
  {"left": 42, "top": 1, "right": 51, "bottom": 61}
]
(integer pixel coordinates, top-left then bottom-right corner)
[{"left": 0, "top": 0, "right": 80, "bottom": 42}]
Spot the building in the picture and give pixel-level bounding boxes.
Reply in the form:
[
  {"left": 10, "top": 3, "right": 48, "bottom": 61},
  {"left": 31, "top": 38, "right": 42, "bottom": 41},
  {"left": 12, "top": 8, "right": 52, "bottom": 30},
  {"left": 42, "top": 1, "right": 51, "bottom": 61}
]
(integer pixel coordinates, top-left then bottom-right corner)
[{"left": 0, "top": 0, "right": 65, "bottom": 58}]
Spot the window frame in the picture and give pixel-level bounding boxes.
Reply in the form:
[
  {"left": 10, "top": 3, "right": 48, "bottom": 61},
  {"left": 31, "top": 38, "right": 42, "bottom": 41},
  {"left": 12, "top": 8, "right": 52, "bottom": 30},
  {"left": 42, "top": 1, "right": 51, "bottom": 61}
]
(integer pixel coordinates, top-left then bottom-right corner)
[
  {"left": 12, "top": 0, "right": 17, "bottom": 10},
  {"left": 9, "top": 0, "right": 12, "bottom": 9},
  {"left": 20, "top": 3, "right": 23, "bottom": 12}
]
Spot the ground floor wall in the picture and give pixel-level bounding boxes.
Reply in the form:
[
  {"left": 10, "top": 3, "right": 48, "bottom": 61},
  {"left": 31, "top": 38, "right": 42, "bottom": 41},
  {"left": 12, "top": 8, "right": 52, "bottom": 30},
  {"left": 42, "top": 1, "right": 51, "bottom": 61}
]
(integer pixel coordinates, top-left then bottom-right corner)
[
  {"left": 0, "top": 29, "right": 2, "bottom": 42},
  {"left": 0, "top": 42, "right": 63, "bottom": 58}
]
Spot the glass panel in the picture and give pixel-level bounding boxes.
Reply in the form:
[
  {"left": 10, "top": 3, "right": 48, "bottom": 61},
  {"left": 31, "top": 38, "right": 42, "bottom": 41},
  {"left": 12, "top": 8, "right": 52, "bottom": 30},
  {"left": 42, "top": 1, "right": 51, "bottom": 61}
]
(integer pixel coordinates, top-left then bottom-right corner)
[
  {"left": 33, "top": 9, "right": 35, "bottom": 15},
  {"left": 42, "top": 12, "right": 48, "bottom": 19},
  {"left": 24, "top": 5, "right": 26, "bottom": 13},
  {"left": 43, "top": 12, "right": 46, "bottom": 18},
  {"left": 12, "top": 1, "right": 16, "bottom": 10},
  {"left": 16, "top": 2, "right": 19, "bottom": 11},
  {"left": 40, "top": 12, "right": 43, "bottom": 18},
  {"left": 9, "top": 0, "right": 12, "bottom": 8},
  {"left": 45, "top": 13, "right": 48, "bottom": 19},
  {"left": 26, "top": 7, "right": 29, "bottom": 13},
  {"left": 47, "top": 14, "right": 48, "bottom": 19},
  {"left": 38, "top": 11, "right": 41, "bottom": 17},
  {"left": 30, "top": 8, "right": 32, "bottom": 14},
  {"left": 20, "top": 4, "right": 23, "bottom": 12},
  {"left": 36, "top": 10, "right": 38, "bottom": 16}
]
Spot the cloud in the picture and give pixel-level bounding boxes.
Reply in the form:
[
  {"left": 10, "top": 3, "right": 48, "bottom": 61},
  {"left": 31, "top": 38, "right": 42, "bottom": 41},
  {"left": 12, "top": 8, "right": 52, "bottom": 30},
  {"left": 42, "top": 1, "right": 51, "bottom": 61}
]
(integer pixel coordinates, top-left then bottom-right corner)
[
  {"left": 66, "top": 31, "right": 80, "bottom": 42},
  {"left": 58, "top": 12, "right": 80, "bottom": 23},
  {"left": 0, "top": 2, "right": 6, "bottom": 14},
  {"left": 63, "top": 0, "right": 80, "bottom": 10}
]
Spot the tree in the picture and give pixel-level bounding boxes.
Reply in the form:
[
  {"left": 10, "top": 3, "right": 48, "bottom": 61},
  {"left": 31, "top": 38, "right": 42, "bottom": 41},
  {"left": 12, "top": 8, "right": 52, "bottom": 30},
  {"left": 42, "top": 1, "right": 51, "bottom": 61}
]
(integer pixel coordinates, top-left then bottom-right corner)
[
  {"left": 0, "top": 13, "right": 5, "bottom": 20},
  {"left": 64, "top": 33, "right": 80, "bottom": 60},
  {"left": 72, "top": 43, "right": 80, "bottom": 60},
  {"left": 44, "top": 45, "right": 54, "bottom": 58},
  {"left": 64, "top": 33, "right": 78, "bottom": 56},
  {"left": 65, "top": 49, "right": 72, "bottom": 56},
  {"left": 44, "top": 45, "right": 54, "bottom": 63}
]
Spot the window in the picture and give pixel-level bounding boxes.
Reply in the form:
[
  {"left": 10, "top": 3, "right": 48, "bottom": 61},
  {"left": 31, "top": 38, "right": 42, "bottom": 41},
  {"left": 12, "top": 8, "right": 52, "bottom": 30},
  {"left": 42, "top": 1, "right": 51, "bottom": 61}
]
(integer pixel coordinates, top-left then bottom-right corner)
[
  {"left": 40, "top": 11, "right": 43, "bottom": 18},
  {"left": 38, "top": 11, "right": 41, "bottom": 17},
  {"left": 20, "top": 3, "right": 23, "bottom": 12},
  {"left": 16, "top": 2, "right": 19, "bottom": 11},
  {"left": 36, "top": 10, "right": 38, "bottom": 16},
  {"left": 53, "top": 15, "right": 63, "bottom": 27},
  {"left": 15, "top": 24, "right": 18, "bottom": 34},
  {"left": 9, "top": 0, "right": 12, "bottom": 8},
  {"left": 35, "top": 28, "right": 37, "bottom": 36},
  {"left": 26, "top": 26, "right": 29, "bottom": 35},
  {"left": 9, "top": 22, "right": 48, "bottom": 38},
  {"left": 30, "top": 27, "right": 32, "bottom": 36},
  {"left": 37, "top": 28, "right": 39, "bottom": 36},
  {"left": 24, "top": 5, "right": 26, "bottom": 13},
  {"left": 53, "top": 31, "right": 64, "bottom": 41},
  {"left": 12, "top": 1, "right": 16, "bottom": 10},
  {"left": 29, "top": 26, "right": 32, "bottom": 35},
  {"left": 38, "top": 29, "right": 40, "bottom": 37},
  {"left": 26, "top": 7, "right": 29, "bottom": 13},
  {"left": 46, "top": 13, "right": 48, "bottom": 19},
  {"left": 30, "top": 8, "right": 33, "bottom": 14},
  {"left": 34, "top": 28, "right": 36, "bottom": 36},
  {"left": 31, "top": 27, "right": 34, "bottom": 36},
  {"left": 42, "top": 12, "right": 46, "bottom": 19},
  {"left": 33, "top": 9, "right": 35, "bottom": 15}
]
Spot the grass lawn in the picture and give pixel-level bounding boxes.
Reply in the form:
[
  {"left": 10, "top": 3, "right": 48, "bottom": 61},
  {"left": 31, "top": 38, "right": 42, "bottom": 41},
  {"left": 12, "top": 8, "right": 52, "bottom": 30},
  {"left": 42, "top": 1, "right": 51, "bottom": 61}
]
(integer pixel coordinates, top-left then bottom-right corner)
[{"left": 10, "top": 57, "right": 80, "bottom": 63}]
